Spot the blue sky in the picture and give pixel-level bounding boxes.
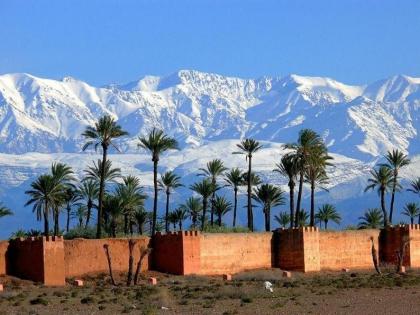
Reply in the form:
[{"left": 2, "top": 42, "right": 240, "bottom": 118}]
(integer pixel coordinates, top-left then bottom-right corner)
[{"left": 1, "top": 0, "right": 420, "bottom": 85}]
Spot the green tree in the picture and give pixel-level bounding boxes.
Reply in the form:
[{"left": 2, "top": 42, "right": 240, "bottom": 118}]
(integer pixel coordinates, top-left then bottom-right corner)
[
  {"left": 25, "top": 174, "right": 65, "bottom": 236},
  {"left": 190, "top": 179, "right": 216, "bottom": 231},
  {"left": 285, "top": 129, "right": 325, "bottom": 227},
  {"left": 180, "top": 197, "right": 202, "bottom": 229},
  {"left": 213, "top": 195, "right": 232, "bottom": 226},
  {"left": 173, "top": 207, "right": 188, "bottom": 230},
  {"left": 274, "top": 154, "right": 299, "bottom": 228},
  {"left": 199, "top": 159, "right": 227, "bottom": 226},
  {"left": 224, "top": 168, "right": 244, "bottom": 227},
  {"left": 82, "top": 115, "right": 128, "bottom": 238},
  {"left": 402, "top": 202, "right": 420, "bottom": 225},
  {"left": 159, "top": 171, "right": 183, "bottom": 232},
  {"left": 274, "top": 211, "right": 290, "bottom": 228},
  {"left": 135, "top": 208, "right": 148, "bottom": 235},
  {"left": 408, "top": 178, "right": 420, "bottom": 196},
  {"left": 103, "top": 194, "right": 123, "bottom": 238},
  {"left": 234, "top": 139, "right": 263, "bottom": 231},
  {"left": 167, "top": 211, "right": 179, "bottom": 231},
  {"left": 364, "top": 166, "right": 393, "bottom": 227},
  {"left": 297, "top": 209, "right": 309, "bottom": 227},
  {"left": 76, "top": 180, "right": 99, "bottom": 228},
  {"left": 252, "top": 184, "right": 285, "bottom": 231},
  {"left": 64, "top": 188, "right": 80, "bottom": 232},
  {"left": 72, "top": 205, "right": 87, "bottom": 228},
  {"left": 138, "top": 128, "right": 178, "bottom": 236},
  {"left": 358, "top": 208, "right": 383, "bottom": 229},
  {"left": 382, "top": 149, "right": 410, "bottom": 223},
  {"left": 0, "top": 203, "right": 12, "bottom": 224},
  {"left": 315, "top": 204, "right": 341, "bottom": 229}
]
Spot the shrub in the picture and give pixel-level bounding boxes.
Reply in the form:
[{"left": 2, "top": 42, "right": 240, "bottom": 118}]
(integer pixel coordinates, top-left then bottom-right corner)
[
  {"left": 30, "top": 297, "right": 48, "bottom": 306},
  {"left": 203, "top": 225, "right": 250, "bottom": 233},
  {"left": 64, "top": 227, "right": 97, "bottom": 240}
]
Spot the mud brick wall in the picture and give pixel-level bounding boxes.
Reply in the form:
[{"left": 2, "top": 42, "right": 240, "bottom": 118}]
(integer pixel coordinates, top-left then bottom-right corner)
[
  {"left": 199, "top": 233, "right": 273, "bottom": 275},
  {"left": 7, "top": 236, "right": 65, "bottom": 286},
  {"left": 319, "top": 229, "right": 380, "bottom": 270},
  {"left": 152, "top": 231, "right": 200, "bottom": 275},
  {"left": 380, "top": 225, "right": 410, "bottom": 266},
  {"left": 64, "top": 237, "right": 151, "bottom": 277},
  {"left": 0, "top": 241, "right": 9, "bottom": 275},
  {"left": 408, "top": 225, "right": 420, "bottom": 267}
]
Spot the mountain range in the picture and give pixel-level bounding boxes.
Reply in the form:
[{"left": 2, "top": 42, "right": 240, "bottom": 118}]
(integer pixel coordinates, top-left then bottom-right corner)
[{"left": 0, "top": 70, "right": 419, "bottom": 237}]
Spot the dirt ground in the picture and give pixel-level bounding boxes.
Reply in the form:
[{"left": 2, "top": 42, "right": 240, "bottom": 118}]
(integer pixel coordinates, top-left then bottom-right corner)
[{"left": 1, "top": 268, "right": 420, "bottom": 314}]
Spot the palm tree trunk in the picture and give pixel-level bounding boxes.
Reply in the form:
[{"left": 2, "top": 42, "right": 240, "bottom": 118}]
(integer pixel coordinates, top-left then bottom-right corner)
[
  {"left": 44, "top": 199, "right": 49, "bottom": 236},
  {"left": 381, "top": 188, "right": 389, "bottom": 227},
  {"left": 210, "top": 189, "right": 215, "bottom": 226},
  {"left": 124, "top": 214, "right": 128, "bottom": 235},
  {"left": 66, "top": 205, "right": 71, "bottom": 232},
  {"left": 411, "top": 217, "right": 414, "bottom": 225},
  {"left": 85, "top": 200, "right": 92, "bottom": 228},
  {"left": 127, "top": 239, "right": 135, "bottom": 286},
  {"left": 137, "top": 219, "right": 143, "bottom": 235},
  {"left": 295, "top": 171, "right": 304, "bottom": 228},
  {"left": 97, "top": 145, "right": 108, "bottom": 239},
  {"left": 310, "top": 180, "right": 315, "bottom": 227},
  {"left": 201, "top": 198, "right": 207, "bottom": 231},
  {"left": 218, "top": 213, "right": 222, "bottom": 226},
  {"left": 265, "top": 206, "right": 271, "bottom": 231},
  {"left": 103, "top": 244, "right": 116, "bottom": 286},
  {"left": 324, "top": 220, "right": 328, "bottom": 230},
  {"left": 152, "top": 158, "right": 158, "bottom": 237},
  {"left": 289, "top": 180, "right": 295, "bottom": 229},
  {"left": 165, "top": 191, "right": 170, "bottom": 232},
  {"left": 389, "top": 175, "right": 397, "bottom": 224},
  {"left": 233, "top": 188, "right": 238, "bottom": 227},
  {"left": 54, "top": 208, "right": 59, "bottom": 236},
  {"left": 247, "top": 155, "right": 253, "bottom": 231}
]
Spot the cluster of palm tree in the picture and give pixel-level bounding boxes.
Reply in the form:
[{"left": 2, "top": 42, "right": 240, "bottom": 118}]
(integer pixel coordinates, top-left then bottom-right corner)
[
  {"left": 365, "top": 149, "right": 420, "bottom": 227},
  {"left": 19, "top": 114, "right": 420, "bottom": 238}
]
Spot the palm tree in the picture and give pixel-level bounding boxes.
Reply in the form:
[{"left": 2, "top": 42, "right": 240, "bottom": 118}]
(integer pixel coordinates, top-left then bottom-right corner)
[
  {"left": 274, "top": 211, "right": 290, "bottom": 228},
  {"left": 76, "top": 180, "right": 99, "bottom": 228},
  {"left": 305, "top": 148, "right": 332, "bottom": 226},
  {"left": 241, "top": 171, "right": 262, "bottom": 187},
  {"left": 25, "top": 174, "right": 65, "bottom": 236},
  {"left": 274, "top": 155, "right": 299, "bottom": 228},
  {"left": 402, "top": 202, "right": 420, "bottom": 225},
  {"left": 82, "top": 115, "right": 128, "bottom": 238},
  {"left": 382, "top": 149, "right": 410, "bottom": 223},
  {"left": 199, "top": 159, "right": 227, "bottom": 226},
  {"left": 213, "top": 195, "right": 232, "bottom": 226},
  {"left": 138, "top": 128, "right": 178, "bottom": 236},
  {"left": 116, "top": 176, "right": 147, "bottom": 235},
  {"left": 285, "top": 129, "right": 325, "bottom": 227},
  {"left": 297, "top": 209, "right": 309, "bottom": 227},
  {"left": 159, "top": 171, "right": 183, "bottom": 232},
  {"left": 103, "top": 194, "right": 123, "bottom": 237},
  {"left": 135, "top": 208, "right": 148, "bottom": 235},
  {"left": 315, "top": 204, "right": 341, "bottom": 229},
  {"left": 72, "top": 205, "right": 87, "bottom": 228},
  {"left": 173, "top": 207, "right": 188, "bottom": 230},
  {"left": 190, "top": 179, "right": 216, "bottom": 230},
  {"left": 167, "top": 211, "right": 179, "bottom": 231},
  {"left": 0, "top": 203, "right": 12, "bottom": 225},
  {"left": 64, "top": 188, "right": 80, "bottom": 232},
  {"left": 180, "top": 197, "right": 202, "bottom": 229},
  {"left": 51, "top": 162, "right": 75, "bottom": 235},
  {"left": 252, "top": 184, "right": 285, "bottom": 231},
  {"left": 234, "top": 138, "right": 263, "bottom": 231},
  {"left": 358, "top": 208, "right": 383, "bottom": 229},
  {"left": 224, "top": 168, "right": 244, "bottom": 227},
  {"left": 364, "top": 166, "right": 393, "bottom": 227},
  {"left": 84, "top": 159, "right": 121, "bottom": 185},
  {"left": 408, "top": 178, "right": 420, "bottom": 196}
]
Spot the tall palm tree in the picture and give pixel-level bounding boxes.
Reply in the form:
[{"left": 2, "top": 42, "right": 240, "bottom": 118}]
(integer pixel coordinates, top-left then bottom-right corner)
[
  {"left": 408, "top": 178, "right": 420, "bottom": 196},
  {"left": 305, "top": 149, "right": 332, "bottom": 227},
  {"left": 213, "top": 195, "right": 232, "bottom": 226},
  {"left": 402, "top": 202, "right": 420, "bottom": 225},
  {"left": 159, "top": 171, "right": 183, "bottom": 232},
  {"left": 190, "top": 179, "right": 216, "bottom": 230},
  {"left": 234, "top": 139, "right": 263, "bottom": 231},
  {"left": 116, "top": 176, "right": 147, "bottom": 235},
  {"left": 82, "top": 115, "right": 128, "bottom": 238},
  {"left": 25, "top": 174, "right": 65, "bottom": 236},
  {"left": 364, "top": 166, "right": 393, "bottom": 227},
  {"left": 315, "top": 204, "right": 341, "bottom": 229},
  {"left": 274, "top": 211, "right": 290, "bottom": 228},
  {"left": 0, "top": 203, "right": 12, "bottom": 227},
  {"left": 180, "top": 197, "right": 202, "bottom": 229},
  {"left": 224, "top": 168, "right": 244, "bottom": 227},
  {"left": 51, "top": 162, "right": 75, "bottom": 235},
  {"left": 167, "top": 211, "right": 179, "bottom": 231},
  {"left": 382, "top": 149, "right": 410, "bottom": 223},
  {"left": 72, "top": 205, "right": 87, "bottom": 228},
  {"left": 358, "top": 208, "right": 383, "bottom": 229},
  {"left": 285, "top": 129, "right": 325, "bottom": 227},
  {"left": 297, "top": 209, "right": 309, "bottom": 227},
  {"left": 103, "top": 194, "right": 123, "bottom": 238},
  {"left": 64, "top": 188, "right": 80, "bottom": 232},
  {"left": 76, "top": 180, "right": 99, "bottom": 228},
  {"left": 138, "top": 128, "right": 178, "bottom": 236},
  {"left": 135, "top": 208, "right": 148, "bottom": 235},
  {"left": 274, "top": 155, "right": 299, "bottom": 228},
  {"left": 252, "top": 184, "right": 285, "bottom": 231},
  {"left": 199, "top": 159, "right": 227, "bottom": 226},
  {"left": 173, "top": 207, "right": 188, "bottom": 230}
]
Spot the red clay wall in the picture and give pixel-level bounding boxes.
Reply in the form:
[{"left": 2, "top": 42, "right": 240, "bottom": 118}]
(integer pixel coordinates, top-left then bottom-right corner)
[
  {"left": 319, "top": 229, "right": 380, "bottom": 270},
  {"left": 408, "top": 225, "right": 420, "bottom": 267},
  {"left": 64, "top": 237, "right": 150, "bottom": 277},
  {"left": 199, "top": 233, "right": 273, "bottom": 275},
  {"left": 380, "top": 225, "right": 410, "bottom": 266},
  {"left": 0, "top": 241, "right": 9, "bottom": 275}
]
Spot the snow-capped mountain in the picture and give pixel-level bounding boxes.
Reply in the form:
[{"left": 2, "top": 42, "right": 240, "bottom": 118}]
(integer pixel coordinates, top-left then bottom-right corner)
[{"left": 0, "top": 70, "right": 419, "bottom": 237}]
